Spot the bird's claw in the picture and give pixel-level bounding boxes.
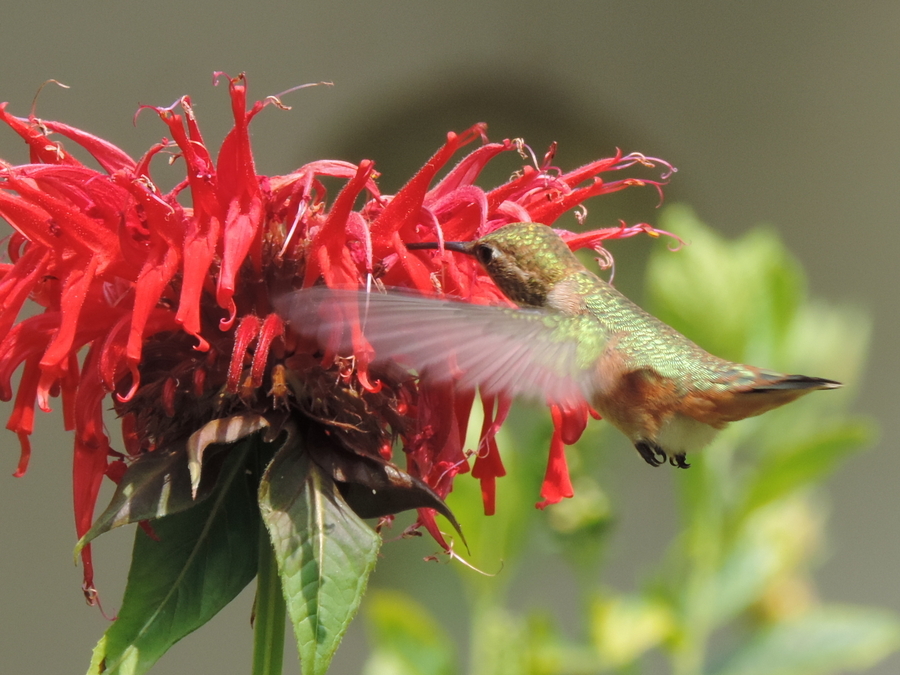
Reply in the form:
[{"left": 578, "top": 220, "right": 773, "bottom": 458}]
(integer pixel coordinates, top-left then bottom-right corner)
[
  {"left": 635, "top": 441, "right": 667, "bottom": 467},
  {"left": 669, "top": 453, "right": 690, "bottom": 469},
  {"left": 635, "top": 442, "right": 690, "bottom": 469}
]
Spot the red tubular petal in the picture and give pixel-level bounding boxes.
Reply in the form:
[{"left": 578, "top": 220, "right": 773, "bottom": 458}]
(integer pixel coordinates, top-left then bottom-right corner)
[
  {"left": 126, "top": 244, "right": 180, "bottom": 365},
  {"left": 115, "top": 173, "right": 185, "bottom": 366},
  {"left": 61, "top": 352, "right": 79, "bottom": 431},
  {"left": 0, "top": 104, "right": 81, "bottom": 166},
  {"left": 556, "top": 403, "right": 589, "bottom": 445},
  {"left": 557, "top": 153, "right": 623, "bottom": 187},
  {"left": 425, "top": 140, "right": 511, "bottom": 201},
  {"left": 382, "top": 232, "right": 435, "bottom": 292},
  {"left": 154, "top": 104, "right": 221, "bottom": 345},
  {"left": 72, "top": 345, "right": 115, "bottom": 598},
  {"left": 0, "top": 315, "right": 55, "bottom": 400},
  {"left": 453, "top": 389, "right": 477, "bottom": 454},
  {"left": 39, "top": 256, "right": 100, "bottom": 374},
  {"left": 536, "top": 405, "right": 576, "bottom": 509},
  {"left": 536, "top": 427, "right": 574, "bottom": 509},
  {"left": 484, "top": 165, "right": 543, "bottom": 213},
  {"left": 120, "top": 413, "right": 141, "bottom": 457},
  {"left": 407, "top": 384, "right": 470, "bottom": 495},
  {"left": 193, "top": 367, "right": 207, "bottom": 396},
  {"left": 370, "top": 125, "right": 485, "bottom": 246},
  {"left": 0, "top": 188, "right": 66, "bottom": 251},
  {"left": 3, "top": 169, "right": 122, "bottom": 260},
  {"left": 0, "top": 246, "right": 50, "bottom": 339},
  {"left": 425, "top": 185, "right": 489, "bottom": 241},
  {"left": 105, "top": 458, "right": 127, "bottom": 484},
  {"left": 416, "top": 508, "right": 450, "bottom": 551},
  {"left": 7, "top": 232, "right": 27, "bottom": 262},
  {"left": 472, "top": 437, "right": 503, "bottom": 515},
  {"left": 562, "top": 222, "right": 685, "bottom": 252},
  {"left": 217, "top": 196, "right": 263, "bottom": 330},
  {"left": 215, "top": 80, "right": 265, "bottom": 324},
  {"left": 528, "top": 177, "right": 658, "bottom": 226},
  {"left": 7, "top": 359, "right": 40, "bottom": 476},
  {"left": 302, "top": 160, "right": 374, "bottom": 288},
  {"left": 13, "top": 432, "right": 31, "bottom": 478},
  {"left": 251, "top": 313, "right": 284, "bottom": 388},
  {"left": 99, "top": 312, "right": 135, "bottom": 393},
  {"left": 38, "top": 119, "right": 136, "bottom": 174},
  {"left": 471, "top": 395, "right": 510, "bottom": 516},
  {"left": 227, "top": 314, "right": 262, "bottom": 393},
  {"left": 174, "top": 212, "right": 219, "bottom": 348}
]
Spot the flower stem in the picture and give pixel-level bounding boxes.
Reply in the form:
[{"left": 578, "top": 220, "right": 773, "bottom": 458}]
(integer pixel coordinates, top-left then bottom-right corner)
[{"left": 252, "top": 524, "right": 286, "bottom": 675}]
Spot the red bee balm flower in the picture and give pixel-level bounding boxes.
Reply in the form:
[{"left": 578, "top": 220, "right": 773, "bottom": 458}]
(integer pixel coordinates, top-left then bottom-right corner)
[{"left": 0, "top": 75, "right": 673, "bottom": 610}]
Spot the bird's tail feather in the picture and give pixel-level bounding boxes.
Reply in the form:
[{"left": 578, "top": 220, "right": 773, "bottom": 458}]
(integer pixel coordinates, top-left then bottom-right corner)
[{"left": 749, "top": 374, "right": 841, "bottom": 393}]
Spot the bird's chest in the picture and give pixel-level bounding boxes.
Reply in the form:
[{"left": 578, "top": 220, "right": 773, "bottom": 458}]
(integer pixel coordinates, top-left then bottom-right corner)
[{"left": 591, "top": 345, "right": 683, "bottom": 437}]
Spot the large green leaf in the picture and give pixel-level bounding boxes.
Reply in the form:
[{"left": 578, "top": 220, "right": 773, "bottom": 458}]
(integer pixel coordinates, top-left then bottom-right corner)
[
  {"left": 362, "top": 590, "right": 456, "bottom": 675},
  {"left": 259, "top": 439, "right": 381, "bottom": 675},
  {"left": 86, "top": 438, "right": 261, "bottom": 675},
  {"left": 710, "top": 607, "right": 900, "bottom": 675}
]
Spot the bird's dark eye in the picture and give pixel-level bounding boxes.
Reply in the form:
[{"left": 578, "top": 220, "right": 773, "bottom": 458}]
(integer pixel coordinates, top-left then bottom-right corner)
[{"left": 474, "top": 244, "right": 495, "bottom": 265}]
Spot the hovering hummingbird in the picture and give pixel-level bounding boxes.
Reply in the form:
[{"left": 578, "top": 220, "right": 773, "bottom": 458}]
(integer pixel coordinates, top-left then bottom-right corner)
[{"left": 277, "top": 222, "right": 840, "bottom": 468}]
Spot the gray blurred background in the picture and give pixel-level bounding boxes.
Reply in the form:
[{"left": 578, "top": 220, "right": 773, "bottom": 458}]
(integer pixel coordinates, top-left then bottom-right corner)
[{"left": 1, "top": 2, "right": 898, "bottom": 673}]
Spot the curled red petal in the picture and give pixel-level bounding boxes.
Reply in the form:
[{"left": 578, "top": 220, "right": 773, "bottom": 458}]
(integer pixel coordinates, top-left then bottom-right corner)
[
  {"left": 0, "top": 104, "right": 81, "bottom": 166},
  {"left": 536, "top": 405, "right": 577, "bottom": 509},
  {"left": 227, "top": 314, "right": 262, "bottom": 393},
  {"left": 370, "top": 124, "right": 486, "bottom": 247},
  {"left": 38, "top": 119, "right": 136, "bottom": 174},
  {"left": 251, "top": 313, "right": 284, "bottom": 388},
  {"left": 303, "top": 160, "right": 375, "bottom": 288},
  {"left": 72, "top": 345, "right": 115, "bottom": 593},
  {"left": 8, "top": 359, "right": 41, "bottom": 476}
]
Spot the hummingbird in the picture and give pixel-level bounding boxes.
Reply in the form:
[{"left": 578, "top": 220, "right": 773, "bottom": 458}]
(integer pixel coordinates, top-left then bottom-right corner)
[{"left": 276, "top": 222, "right": 840, "bottom": 468}]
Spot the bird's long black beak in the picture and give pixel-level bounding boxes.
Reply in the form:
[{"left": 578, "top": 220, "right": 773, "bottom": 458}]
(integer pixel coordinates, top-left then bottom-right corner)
[{"left": 406, "top": 241, "right": 474, "bottom": 255}]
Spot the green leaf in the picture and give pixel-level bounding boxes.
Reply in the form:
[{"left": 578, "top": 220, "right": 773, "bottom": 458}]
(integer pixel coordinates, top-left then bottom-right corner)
[
  {"left": 708, "top": 497, "right": 818, "bottom": 624},
  {"left": 470, "top": 606, "right": 529, "bottom": 675},
  {"left": 590, "top": 594, "right": 675, "bottom": 666},
  {"left": 362, "top": 590, "right": 456, "bottom": 675},
  {"left": 75, "top": 444, "right": 224, "bottom": 556},
  {"left": 86, "top": 437, "right": 262, "bottom": 675},
  {"left": 710, "top": 606, "right": 900, "bottom": 675},
  {"left": 742, "top": 420, "right": 875, "bottom": 515},
  {"left": 259, "top": 438, "right": 381, "bottom": 675}
]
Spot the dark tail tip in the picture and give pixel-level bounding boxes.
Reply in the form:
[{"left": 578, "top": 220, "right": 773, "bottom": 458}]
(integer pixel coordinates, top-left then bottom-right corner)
[{"left": 752, "top": 374, "right": 842, "bottom": 392}]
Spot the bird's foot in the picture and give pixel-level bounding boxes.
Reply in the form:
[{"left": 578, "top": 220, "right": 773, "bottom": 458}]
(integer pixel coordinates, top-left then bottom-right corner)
[
  {"left": 635, "top": 441, "right": 667, "bottom": 467},
  {"left": 634, "top": 442, "right": 691, "bottom": 469},
  {"left": 669, "top": 453, "right": 690, "bottom": 469}
]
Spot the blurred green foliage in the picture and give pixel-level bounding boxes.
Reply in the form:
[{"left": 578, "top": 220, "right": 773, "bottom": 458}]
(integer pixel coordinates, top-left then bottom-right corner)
[{"left": 359, "top": 206, "right": 899, "bottom": 675}]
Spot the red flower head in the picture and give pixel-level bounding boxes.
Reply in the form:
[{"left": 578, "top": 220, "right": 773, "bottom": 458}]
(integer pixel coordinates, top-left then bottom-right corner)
[{"left": 0, "top": 74, "right": 674, "bottom": 600}]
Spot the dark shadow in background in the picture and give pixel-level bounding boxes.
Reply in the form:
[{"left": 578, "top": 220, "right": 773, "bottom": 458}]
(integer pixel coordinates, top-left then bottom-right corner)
[{"left": 307, "top": 72, "right": 691, "bottom": 300}]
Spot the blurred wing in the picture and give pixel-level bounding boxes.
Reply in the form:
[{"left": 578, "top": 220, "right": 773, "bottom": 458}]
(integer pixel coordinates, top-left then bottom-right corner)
[{"left": 275, "top": 287, "right": 602, "bottom": 407}]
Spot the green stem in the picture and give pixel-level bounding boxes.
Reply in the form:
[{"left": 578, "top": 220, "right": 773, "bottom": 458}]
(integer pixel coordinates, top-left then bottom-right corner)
[{"left": 252, "top": 524, "right": 286, "bottom": 675}]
